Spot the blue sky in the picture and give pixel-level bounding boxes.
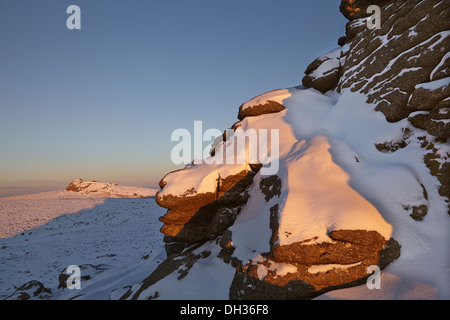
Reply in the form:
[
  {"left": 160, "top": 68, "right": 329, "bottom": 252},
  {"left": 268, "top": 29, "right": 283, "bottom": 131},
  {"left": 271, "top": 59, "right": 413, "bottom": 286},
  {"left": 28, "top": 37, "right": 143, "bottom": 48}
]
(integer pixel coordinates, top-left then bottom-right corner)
[{"left": 0, "top": 0, "right": 347, "bottom": 196}]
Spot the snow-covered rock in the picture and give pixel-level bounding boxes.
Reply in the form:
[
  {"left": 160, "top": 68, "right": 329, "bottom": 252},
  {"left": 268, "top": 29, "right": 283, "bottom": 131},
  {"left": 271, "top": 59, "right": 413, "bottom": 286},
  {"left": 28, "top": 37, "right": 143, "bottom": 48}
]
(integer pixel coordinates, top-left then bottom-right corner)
[
  {"left": 5, "top": 280, "right": 51, "bottom": 300},
  {"left": 237, "top": 88, "right": 292, "bottom": 120},
  {"left": 127, "top": 0, "right": 448, "bottom": 300},
  {"left": 332, "top": 0, "right": 450, "bottom": 210},
  {"left": 302, "top": 47, "right": 346, "bottom": 94},
  {"left": 156, "top": 166, "right": 254, "bottom": 245},
  {"left": 337, "top": 0, "right": 450, "bottom": 125},
  {"left": 138, "top": 88, "right": 410, "bottom": 299}
]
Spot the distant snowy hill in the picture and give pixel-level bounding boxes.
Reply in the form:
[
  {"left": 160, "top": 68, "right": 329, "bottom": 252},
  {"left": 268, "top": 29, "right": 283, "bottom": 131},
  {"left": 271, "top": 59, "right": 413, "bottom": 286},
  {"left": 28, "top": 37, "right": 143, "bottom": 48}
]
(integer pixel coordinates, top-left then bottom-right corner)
[{"left": 64, "top": 178, "right": 158, "bottom": 199}]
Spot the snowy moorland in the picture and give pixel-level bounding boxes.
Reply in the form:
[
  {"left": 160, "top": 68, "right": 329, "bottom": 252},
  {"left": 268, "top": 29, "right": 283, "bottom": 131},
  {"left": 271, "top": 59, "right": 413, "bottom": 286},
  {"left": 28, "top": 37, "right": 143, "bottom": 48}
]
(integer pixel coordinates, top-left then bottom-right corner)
[{"left": 0, "top": 182, "right": 164, "bottom": 300}]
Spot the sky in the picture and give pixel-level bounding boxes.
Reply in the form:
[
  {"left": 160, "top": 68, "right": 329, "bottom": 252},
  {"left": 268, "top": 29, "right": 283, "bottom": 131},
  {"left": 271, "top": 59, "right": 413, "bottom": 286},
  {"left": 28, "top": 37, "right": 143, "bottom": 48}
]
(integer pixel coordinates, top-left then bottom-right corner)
[{"left": 0, "top": 0, "right": 347, "bottom": 197}]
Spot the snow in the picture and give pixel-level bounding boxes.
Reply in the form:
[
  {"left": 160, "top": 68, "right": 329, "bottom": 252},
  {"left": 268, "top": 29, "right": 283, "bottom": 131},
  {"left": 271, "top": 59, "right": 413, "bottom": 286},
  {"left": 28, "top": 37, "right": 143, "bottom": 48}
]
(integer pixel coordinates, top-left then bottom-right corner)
[
  {"left": 230, "top": 89, "right": 395, "bottom": 262},
  {"left": 229, "top": 174, "right": 274, "bottom": 261},
  {"left": 308, "top": 262, "right": 361, "bottom": 275},
  {"left": 314, "top": 47, "right": 344, "bottom": 62},
  {"left": 415, "top": 77, "right": 450, "bottom": 91},
  {"left": 304, "top": 47, "right": 344, "bottom": 80},
  {"left": 430, "top": 52, "right": 450, "bottom": 81},
  {"left": 276, "top": 134, "right": 393, "bottom": 245},
  {"left": 397, "top": 67, "right": 423, "bottom": 77},
  {"left": 428, "top": 30, "right": 450, "bottom": 51},
  {"left": 158, "top": 162, "right": 249, "bottom": 198},
  {"left": 348, "top": 17, "right": 368, "bottom": 28},
  {"left": 433, "top": 0, "right": 444, "bottom": 9},
  {"left": 136, "top": 241, "right": 236, "bottom": 300},
  {"left": 408, "top": 30, "right": 418, "bottom": 38},
  {"left": 255, "top": 260, "right": 298, "bottom": 280},
  {"left": 439, "top": 107, "right": 449, "bottom": 114},
  {"left": 309, "top": 58, "right": 340, "bottom": 79}
]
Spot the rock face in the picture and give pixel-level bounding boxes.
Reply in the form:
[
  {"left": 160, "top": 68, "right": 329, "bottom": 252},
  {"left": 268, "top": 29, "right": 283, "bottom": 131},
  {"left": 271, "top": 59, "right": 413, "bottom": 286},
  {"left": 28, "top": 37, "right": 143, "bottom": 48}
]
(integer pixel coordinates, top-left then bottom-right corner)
[
  {"left": 126, "top": 0, "right": 448, "bottom": 300},
  {"left": 409, "top": 105, "right": 450, "bottom": 138},
  {"left": 308, "top": 0, "right": 450, "bottom": 125},
  {"left": 303, "top": 0, "right": 450, "bottom": 208},
  {"left": 229, "top": 237, "right": 401, "bottom": 300},
  {"left": 336, "top": 0, "right": 450, "bottom": 125}
]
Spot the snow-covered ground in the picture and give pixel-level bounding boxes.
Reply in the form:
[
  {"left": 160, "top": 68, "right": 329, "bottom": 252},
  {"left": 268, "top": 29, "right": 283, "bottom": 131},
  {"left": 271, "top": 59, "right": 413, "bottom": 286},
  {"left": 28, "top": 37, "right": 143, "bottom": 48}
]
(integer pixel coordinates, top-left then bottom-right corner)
[{"left": 0, "top": 187, "right": 165, "bottom": 300}]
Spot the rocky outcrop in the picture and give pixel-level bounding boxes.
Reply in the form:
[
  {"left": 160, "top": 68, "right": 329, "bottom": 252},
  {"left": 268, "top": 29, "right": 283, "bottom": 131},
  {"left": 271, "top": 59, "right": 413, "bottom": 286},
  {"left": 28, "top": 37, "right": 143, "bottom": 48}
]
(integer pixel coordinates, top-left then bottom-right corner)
[
  {"left": 339, "top": 0, "right": 390, "bottom": 20},
  {"left": 302, "top": 47, "right": 345, "bottom": 94},
  {"left": 238, "top": 100, "right": 285, "bottom": 121},
  {"left": 5, "top": 280, "right": 52, "bottom": 300},
  {"left": 156, "top": 167, "right": 257, "bottom": 254},
  {"left": 66, "top": 178, "right": 95, "bottom": 192},
  {"left": 65, "top": 178, "right": 157, "bottom": 198},
  {"left": 229, "top": 237, "right": 400, "bottom": 300},
  {"left": 303, "top": 0, "right": 449, "bottom": 209},
  {"left": 129, "top": 0, "right": 448, "bottom": 300},
  {"left": 305, "top": 0, "right": 450, "bottom": 128},
  {"left": 225, "top": 171, "right": 401, "bottom": 299},
  {"left": 337, "top": 0, "right": 450, "bottom": 124},
  {"left": 237, "top": 89, "right": 291, "bottom": 120}
]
